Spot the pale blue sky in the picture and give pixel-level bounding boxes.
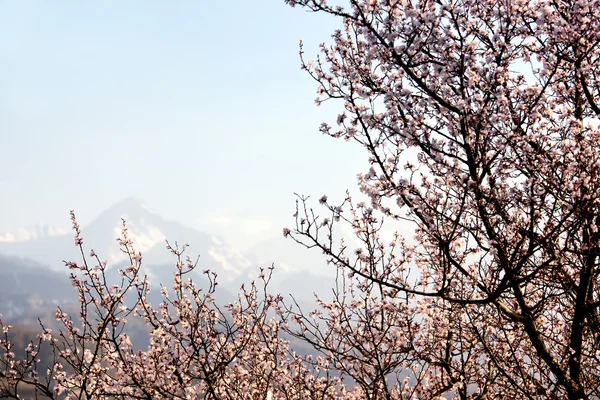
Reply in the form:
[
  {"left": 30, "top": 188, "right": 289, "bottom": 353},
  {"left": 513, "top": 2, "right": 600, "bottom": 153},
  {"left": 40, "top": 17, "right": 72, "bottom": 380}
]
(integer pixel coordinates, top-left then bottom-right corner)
[{"left": 0, "top": 1, "right": 367, "bottom": 249}]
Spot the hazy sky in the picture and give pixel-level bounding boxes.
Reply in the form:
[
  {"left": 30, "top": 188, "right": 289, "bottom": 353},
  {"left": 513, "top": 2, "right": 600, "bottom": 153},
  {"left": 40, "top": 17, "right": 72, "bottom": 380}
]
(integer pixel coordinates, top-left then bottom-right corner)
[{"left": 1, "top": 1, "right": 368, "bottom": 250}]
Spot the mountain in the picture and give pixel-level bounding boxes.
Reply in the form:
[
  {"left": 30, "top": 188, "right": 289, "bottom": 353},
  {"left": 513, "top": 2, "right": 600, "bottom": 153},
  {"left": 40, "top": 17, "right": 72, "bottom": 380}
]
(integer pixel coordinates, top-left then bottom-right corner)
[
  {"left": 0, "top": 253, "right": 73, "bottom": 319},
  {"left": 0, "top": 197, "right": 254, "bottom": 285},
  {"left": 0, "top": 197, "right": 338, "bottom": 324}
]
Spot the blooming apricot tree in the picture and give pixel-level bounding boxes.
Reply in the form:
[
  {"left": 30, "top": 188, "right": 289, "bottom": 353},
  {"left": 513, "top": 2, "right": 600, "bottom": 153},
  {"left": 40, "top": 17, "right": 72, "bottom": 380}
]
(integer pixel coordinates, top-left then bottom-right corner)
[
  {"left": 282, "top": 0, "right": 600, "bottom": 398},
  {"left": 2, "top": 0, "right": 600, "bottom": 398}
]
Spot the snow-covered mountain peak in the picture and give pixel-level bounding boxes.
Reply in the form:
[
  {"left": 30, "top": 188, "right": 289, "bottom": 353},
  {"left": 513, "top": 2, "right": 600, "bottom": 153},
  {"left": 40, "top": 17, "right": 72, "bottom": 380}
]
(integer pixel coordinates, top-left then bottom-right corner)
[
  {"left": 106, "top": 219, "right": 167, "bottom": 264},
  {"left": 20, "top": 198, "right": 258, "bottom": 282},
  {"left": 0, "top": 223, "right": 67, "bottom": 243}
]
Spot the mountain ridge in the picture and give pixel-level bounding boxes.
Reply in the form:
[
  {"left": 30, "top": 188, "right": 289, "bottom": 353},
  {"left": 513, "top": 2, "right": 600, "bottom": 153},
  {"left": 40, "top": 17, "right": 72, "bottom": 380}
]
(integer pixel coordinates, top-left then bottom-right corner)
[
  {"left": 0, "top": 198, "right": 335, "bottom": 322},
  {"left": 0, "top": 197, "right": 253, "bottom": 281}
]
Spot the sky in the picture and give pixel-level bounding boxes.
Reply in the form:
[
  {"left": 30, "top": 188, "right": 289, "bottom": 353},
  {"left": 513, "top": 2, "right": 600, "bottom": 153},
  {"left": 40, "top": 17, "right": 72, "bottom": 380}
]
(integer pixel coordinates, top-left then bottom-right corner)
[{"left": 0, "top": 1, "right": 369, "bottom": 250}]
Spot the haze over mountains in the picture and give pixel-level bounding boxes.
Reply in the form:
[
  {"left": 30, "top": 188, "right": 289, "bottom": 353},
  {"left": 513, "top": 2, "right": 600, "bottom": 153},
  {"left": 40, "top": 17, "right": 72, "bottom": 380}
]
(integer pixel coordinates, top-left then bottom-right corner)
[{"left": 0, "top": 197, "right": 335, "bottom": 321}]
